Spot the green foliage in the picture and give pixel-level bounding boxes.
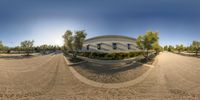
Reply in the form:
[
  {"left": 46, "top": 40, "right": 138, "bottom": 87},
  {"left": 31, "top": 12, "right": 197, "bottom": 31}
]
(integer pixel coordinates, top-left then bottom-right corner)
[
  {"left": 74, "top": 30, "right": 87, "bottom": 51},
  {"left": 191, "top": 41, "right": 200, "bottom": 56},
  {"left": 185, "top": 45, "right": 193, "bottom": 52},
  {"left": 136, "top": 35, "right": 144, "bottom": 50},
  {"left": 164, "top": 41, "right": 199, "bottom": 56},
  {"left": 77, "top": 51, "right": 145, "bottom": 60},
  {"left": 0, "top": 41, "right": 4, "bottom": 51},
  {"left": 136, "top": 31, "right": 159, "bottom": 58},
  {"left": 63, "top": 30, "right": 73, "bottom": 51},
  {"left": 163, "top": 45, "right": 175, "bottom": 52},
  {"left": 20, "top": 40, "right": 34, "bottom": 56},
  {"left": 175, "top": 44, "right": 184, "bottom": 53},
  {"left": 0, "top": 40, "right": 60, "bottom": 54},
  {"left": 168, "top": 45, "right": 175, "bottom": 52},
  {"left": 63, "top": 30, "right": 87, "bottom": 57},
  {"left": 164, "top": 45, "right": 168, "bottom": 51},
  {"left": 152, "top": 42, "right": 161, "bottom": 54},
  {"left": 36, "top": 45, "right": 60, "bottom": 54},
  {"left": 12, "top": 46, "right": 22, "bottom": 53},
  {"left": 40, "top": 44, "right": 48, "bottom": 54}
]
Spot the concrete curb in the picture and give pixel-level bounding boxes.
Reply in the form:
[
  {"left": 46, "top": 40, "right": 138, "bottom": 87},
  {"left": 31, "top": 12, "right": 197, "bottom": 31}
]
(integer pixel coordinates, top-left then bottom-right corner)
[
  {"left": 64, "top": 56, "right": 155, "bottom": 88},
  {"left": 67, "top": 52, "right": 156, "bottom": 66},
  {"left": 68, "top": 61, "right": 88, "bottom": 66},
  {"left": 64, "top": 56, "right": 88, "bottom": 66}
]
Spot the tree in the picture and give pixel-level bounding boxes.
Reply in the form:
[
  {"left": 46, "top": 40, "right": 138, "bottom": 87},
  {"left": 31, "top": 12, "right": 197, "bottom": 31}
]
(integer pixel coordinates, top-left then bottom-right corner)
[
  {"left": 40, "top": 44, "right": 48, "bottom": 54},
  {"left": 63, "top": 30, "right": 87, "bottom": 57},
  {"left": 13, "top": 46, "right": 22, "bottom": 54},
  {"left": 168, "top": 45, "right": 174, "bottom": 52},
  {"left": 63, "top": 30, "right": 73, "bottom": 52},
  {"left": 175, "top": 44, "right": 184, "bottom": 53},
  {"left": 136, "top": 31, "right": 159, "bottom": 59},
  {"left": 163, "top": 45, "right": 174, "bottom": 52},
  {"left": 20, "top": 40, "right": 34, "bottom": 56},
  {"left": 191, "top": 41, "right": 200, "bottom": 56},
  {"left": 0, "top": 41, "right": 3, "bottom": 51},
  {"left": 73, "top": 30, "right": 87, "bottom": 51},
  {"left": 164, "top": 45, "right": 168, "bottom": 51},
  {"left": 152, "top": 41, "right": 161, "bottom": 54},
  {"left": 0, "top": 41, "right": 10, "bottom": 53},
  {"left": 186, "top": 45, "right": 193, "bottom": 53}
]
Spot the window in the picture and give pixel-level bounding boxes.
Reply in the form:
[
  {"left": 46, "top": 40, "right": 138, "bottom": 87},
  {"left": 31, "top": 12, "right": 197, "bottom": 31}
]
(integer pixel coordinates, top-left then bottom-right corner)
[
  {"left": 127, "top": 43, "right": 131, "bottom": 49},
  {"left": 86, "top": 45, "right": 90, "bottom": 50},
  {"left": 113, "top": 43, "right": 117, "bottom": 50},
  {"left": 97, "top": 43, "right": 101, "bottom": 50}
]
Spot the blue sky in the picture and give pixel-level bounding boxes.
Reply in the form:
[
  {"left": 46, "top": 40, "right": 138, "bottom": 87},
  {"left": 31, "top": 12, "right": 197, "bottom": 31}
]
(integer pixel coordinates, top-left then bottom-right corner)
[{"left": 0, "top": 0, "right": 200, "bottom": 47}]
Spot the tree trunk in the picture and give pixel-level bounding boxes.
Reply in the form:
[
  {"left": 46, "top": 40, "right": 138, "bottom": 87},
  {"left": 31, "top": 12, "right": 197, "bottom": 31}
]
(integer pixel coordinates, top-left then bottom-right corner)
[
  {"left": 196, "top": 50, "right": 198, "bottom": 56},
  {"left": 26, "top": 50, "right": 30, "bottom": 56},
  {"left": 146, "top": 49, "right": 149, "bottom": 60},
  {"left": 156, "top": 50, "right": 159, "bottom": 55},
  {"left": 72, "top": 51, "right": 77, "bottom": 58}
]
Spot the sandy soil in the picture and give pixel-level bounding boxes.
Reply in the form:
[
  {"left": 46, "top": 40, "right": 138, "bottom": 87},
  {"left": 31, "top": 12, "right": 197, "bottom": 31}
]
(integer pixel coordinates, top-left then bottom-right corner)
[
  {"left": 73, "top": 62, "right": 150, "bottom": 83},
  {"left": 0, "top": 53, "right": 40, "bottom": 59},
  {"left": 0, "top": 52, "right": 200, "bottom": 100}
]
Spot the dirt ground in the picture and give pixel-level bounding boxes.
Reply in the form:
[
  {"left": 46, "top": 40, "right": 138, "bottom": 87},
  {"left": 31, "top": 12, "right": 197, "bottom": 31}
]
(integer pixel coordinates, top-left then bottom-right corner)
[{"left": 0, "top": 52, "right": 200, "bottom": 100}]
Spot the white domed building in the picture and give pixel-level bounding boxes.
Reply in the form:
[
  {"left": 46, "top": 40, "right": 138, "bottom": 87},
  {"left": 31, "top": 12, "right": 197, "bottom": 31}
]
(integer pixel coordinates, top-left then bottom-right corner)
[{"left": 81, "top": 35, "right": 140, "bottom": 53}]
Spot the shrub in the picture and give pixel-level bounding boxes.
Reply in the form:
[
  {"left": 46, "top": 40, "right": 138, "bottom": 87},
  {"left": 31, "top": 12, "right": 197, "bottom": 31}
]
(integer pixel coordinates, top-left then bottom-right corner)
[{"left": 77, "top": 51, "right": 145, "bottom": 60}]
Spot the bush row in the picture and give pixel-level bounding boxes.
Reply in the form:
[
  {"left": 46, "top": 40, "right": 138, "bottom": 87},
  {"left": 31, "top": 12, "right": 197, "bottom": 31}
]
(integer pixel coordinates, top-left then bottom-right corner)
[{"left": 77, "top": 52, "right": 145, "bottom": 60}]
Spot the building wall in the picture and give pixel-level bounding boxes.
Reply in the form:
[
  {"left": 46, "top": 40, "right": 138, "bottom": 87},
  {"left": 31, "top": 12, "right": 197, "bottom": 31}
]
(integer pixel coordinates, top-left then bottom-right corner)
[{"left": 82, "top": 35, "right": 140, "bottom": 53}]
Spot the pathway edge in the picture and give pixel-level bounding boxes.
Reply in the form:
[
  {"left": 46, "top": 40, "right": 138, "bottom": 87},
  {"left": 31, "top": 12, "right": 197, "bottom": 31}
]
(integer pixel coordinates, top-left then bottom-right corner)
[{"left": 63, "top": 56, "right": 155, "bottom": 88}]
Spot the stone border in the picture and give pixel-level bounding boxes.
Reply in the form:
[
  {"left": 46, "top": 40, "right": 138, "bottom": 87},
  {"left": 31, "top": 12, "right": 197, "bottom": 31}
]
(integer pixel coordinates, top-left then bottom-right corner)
[
  {"left": 64, "top": 56, "right": 156, "bottom": 88},
  {"left": 76, "top": 55, "right": 143, "bottom": 66},
  {"left": 64, "top": 56, "right": 88, "bottom": 66},
  {"left": 68, "top": 61, "right": 88, "bottom": 66},
  {"left": 75, "top": 52, "right": 156, "bottom": 65},
  {"left": 75, "top": 52, "right": 155, "bottom": 66}
]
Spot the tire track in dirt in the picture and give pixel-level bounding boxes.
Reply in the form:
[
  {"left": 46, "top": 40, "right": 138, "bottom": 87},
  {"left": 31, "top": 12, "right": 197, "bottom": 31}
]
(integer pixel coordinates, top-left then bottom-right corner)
[{"left": 0, "top": 54, "right": 61, "bottom": 99}]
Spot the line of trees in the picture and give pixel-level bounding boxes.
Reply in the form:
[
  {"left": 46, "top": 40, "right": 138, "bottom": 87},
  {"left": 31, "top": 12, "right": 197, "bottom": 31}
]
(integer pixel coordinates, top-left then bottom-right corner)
[
  {"left": 0, "top": 41, "right": 4, "bottom": 52},
  {"left": 163, "top": 41, "right": 200, "bottom": 56},
  {"left": 2, "top": 30, "right": 198, "bottom": 58},
  {"left": 62, "top": 30, "right": 162, "bottom": 60},
  {"left": 0, "top": 40, "right": 61, "bottom": 56},
  {"left": 0, "top": 41, "right": 9, "bottom": 53}
]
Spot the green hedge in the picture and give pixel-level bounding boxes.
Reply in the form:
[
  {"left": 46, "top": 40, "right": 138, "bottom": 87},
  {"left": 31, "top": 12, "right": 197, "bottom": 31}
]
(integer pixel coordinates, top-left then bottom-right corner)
[{"left": 77, "top": 52, "right": 145, "bottom": 60}]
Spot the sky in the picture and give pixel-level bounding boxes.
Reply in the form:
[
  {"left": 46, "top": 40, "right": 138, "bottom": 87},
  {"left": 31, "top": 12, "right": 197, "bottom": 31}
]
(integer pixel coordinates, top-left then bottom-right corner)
[{"left": 0, "top": 0, "right": 200, "bottom": 47}]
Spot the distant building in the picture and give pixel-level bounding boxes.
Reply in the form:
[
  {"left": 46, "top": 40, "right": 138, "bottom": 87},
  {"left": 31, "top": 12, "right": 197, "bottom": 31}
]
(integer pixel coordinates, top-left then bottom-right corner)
[{"left": 82, "top": 35, "right": 140, "bottom": 53}]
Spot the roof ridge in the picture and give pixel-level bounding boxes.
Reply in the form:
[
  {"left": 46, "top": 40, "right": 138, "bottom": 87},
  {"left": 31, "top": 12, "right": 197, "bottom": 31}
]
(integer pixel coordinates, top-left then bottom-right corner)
[{"left": 85, "top": 35, "right": 136, "bottom": 42}]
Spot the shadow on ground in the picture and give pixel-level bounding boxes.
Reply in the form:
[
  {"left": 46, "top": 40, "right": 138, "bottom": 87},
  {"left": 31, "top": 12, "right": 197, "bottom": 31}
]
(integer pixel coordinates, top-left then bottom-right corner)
[
  {"left": 73, "top": 62, "right": 143, "bottom": 74},
  {"left": 72, "top": 61, "right": 150, "bottom": 83}
]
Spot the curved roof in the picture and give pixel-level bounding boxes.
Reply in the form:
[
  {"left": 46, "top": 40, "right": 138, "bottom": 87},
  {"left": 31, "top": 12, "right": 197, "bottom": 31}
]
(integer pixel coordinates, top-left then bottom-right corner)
[{"left": 84, "top": 35, "right": 136, "bottom": 42}]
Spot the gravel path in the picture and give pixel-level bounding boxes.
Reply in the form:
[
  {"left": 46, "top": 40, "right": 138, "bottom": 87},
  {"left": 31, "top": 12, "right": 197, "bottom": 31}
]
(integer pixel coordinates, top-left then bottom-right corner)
[
  {"left": 0, "top": 52, "right": 200, "bottom": 100},
  {"left": 73, "top": 62, "right": 150, "bottom": 83}
]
